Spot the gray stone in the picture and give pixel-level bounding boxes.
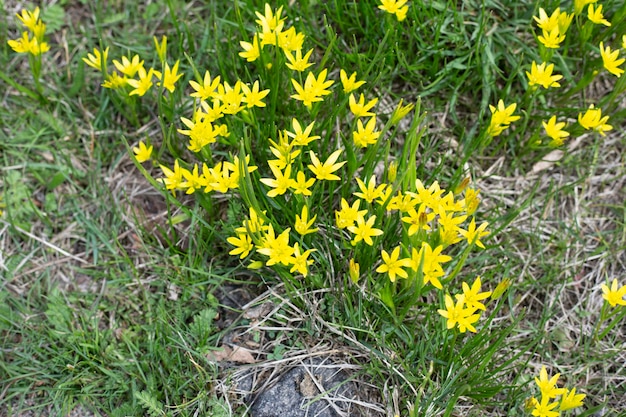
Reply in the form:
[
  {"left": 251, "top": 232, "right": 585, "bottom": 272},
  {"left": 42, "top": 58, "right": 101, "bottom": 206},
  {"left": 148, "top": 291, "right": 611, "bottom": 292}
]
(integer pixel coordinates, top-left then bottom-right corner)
[{"left": 249, "top": 359, "right": 356, "bottom": 417}]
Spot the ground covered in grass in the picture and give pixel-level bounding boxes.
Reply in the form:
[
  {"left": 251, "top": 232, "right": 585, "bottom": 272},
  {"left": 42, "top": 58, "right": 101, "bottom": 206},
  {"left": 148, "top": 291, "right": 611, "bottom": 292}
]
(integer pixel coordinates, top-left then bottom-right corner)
[{"left": 1, "top": 1, "right": 625, "bottom": 416}]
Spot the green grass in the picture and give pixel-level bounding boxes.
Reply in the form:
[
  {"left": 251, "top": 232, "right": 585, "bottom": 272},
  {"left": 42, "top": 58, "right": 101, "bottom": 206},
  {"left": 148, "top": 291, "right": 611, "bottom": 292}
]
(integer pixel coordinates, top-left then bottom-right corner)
[{"left": 1, "top": 0, "right": 625, "bottom": 416}]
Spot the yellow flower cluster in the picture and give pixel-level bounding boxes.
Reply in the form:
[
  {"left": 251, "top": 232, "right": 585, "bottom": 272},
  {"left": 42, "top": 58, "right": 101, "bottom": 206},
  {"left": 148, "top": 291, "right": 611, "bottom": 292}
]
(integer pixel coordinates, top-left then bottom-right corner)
[
  {"left": 378, "top": 0, "right": 410, "bottom": 22},
  {"left": 526, "top": 366, "right": 585, "bottom": 417},
  {"left": 527, "top": 3, "right": 619, "bottom": 147},
  {"left": 437, "top": 277, "right": 491, "bottom": 333},
  {"left": 83, "top": 37, "right": 183, "bottom": 96},
  {"left": 7, "top": 7, "right": 50, "bottom": 56},
  {"left": 486, "top": 100, "right": 520, "bottom": 137}
]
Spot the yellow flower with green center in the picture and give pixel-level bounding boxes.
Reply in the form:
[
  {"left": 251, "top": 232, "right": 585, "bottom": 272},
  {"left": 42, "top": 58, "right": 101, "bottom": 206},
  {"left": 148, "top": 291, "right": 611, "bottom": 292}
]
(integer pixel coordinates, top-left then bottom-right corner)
[
  {"left": 459, "top": 218, "right": 489, "bottom": 249},
  {"left": 308, "top": 150, "right": 346, "bottom": 181},
  {"left": 401, "top": 205, "right": 435, "bottom": 235},
  {"left": 295, "top": 205, "right": 318, "bottom": 236},
  {"left": 291, "top": 171, "right": 315, "bottom": 196},
  {"left": 542, "top": 116, "right": 569, "bottom": 146},
  {"left": 526, "top": 61, "right": 563, "bottom": 89},
  {"left": 189, "top": 71, "right": 221, "bottom": 101},
  {"left": 533, "top": 8, "right": 560, "bottom": 32},
  {"left": 599, "top": 42, "right": 624, "bottom": 77},
  {"left": 376, "top": 246, "right": 412, "bottom": 282},
  {"left": 227, "top": 233, "right": 254, "bottom": 259},
  {"left": 601, "top": 279, "right": 626, "bottom": 307},
  {"left": 16, "top": 7, "right": 40, "bottom": 32},
  {"left": 215, "top": 81, "right": 245, "bottom": 115},
  {"left": 457, "top": 276, "right": 491, "bottom": 311},
  {"left": 284, "top": 48, "right": 314, "bottom": 72},
  {"left": 160, "top": 160, "right": 185, "bottom": 194},
  {"left": 348, "top": 214, "right": 383, "bottom": 246},
  {"left": 241, "top": 80, "right": 270, "bottom": 108}
]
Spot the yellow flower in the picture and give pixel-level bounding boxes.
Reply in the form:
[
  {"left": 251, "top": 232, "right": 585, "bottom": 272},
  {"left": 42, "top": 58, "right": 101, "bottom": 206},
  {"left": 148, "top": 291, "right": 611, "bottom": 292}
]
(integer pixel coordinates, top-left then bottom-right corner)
[
  {"left": 378, "top": 0, "right": 409, "bottom": 21},
  {"left": 459, "top": 218, "right": 489, "bottom": 249},
  {"left": 291, "top": 171, "right": 315, "bottom": 196},
  {"left": 487, "top": 100, "right": 520, "bottom": 137},
  {"left": 241, "top": 80, "right": 270, "bottom": 108},
  {"left": 533, "top": 8, "right": 561, "bottom": 32},
  {"left": 531, "top": 396, "right": 560, "bottom": 417},
  {"left": 127, "top": 67, "right": 160, "bottom": 97},
  {"left": 348, "top": 214, "right": 383, "bottom": 246},
  {"left": 277, "top": 27, "right": 305, "bottom": 53},
  {"left": 542, "top": 116, "right": 569, "bottom": 146},
  {"left": 457, "top": 276, "right": 491, "bottom": 311},
  {"left": 340, "top": 70, "right": 366, "bottom": 93},
  {"left": 335, "top": 198, "right": 367, "bottom": 229},
  {"left": 437, "top": 294, "right": 480, "bottom": 333},
  {"left": 288, "top": 243, "right": 316, "bottom": 277},
  {"left": 159, "top": 160, "right": 186, "bottom": 194},
  {"left": 227, "top": 233, "right": 254, "bottom": 259},
  {"left": 132, "top": 141, "right": 153, "bottom": 163},
  {"left": 578, "top": 105, "right": 612, "bottom": 136},
  {"left": 284, "top": 48, "right": 314, "bottom": 72},
  {"left": 574, "top": 0, "right": 597, "bottom": 15},
  {"left": 215, "top": 81, "right": 245, "bottom": 115},
  {"left": 101, "top": 72, "right": 127, "bottom": 90},
  {"left": 526, "top": 61, "right": 562, "bottom": 89},
  {"left": 294, "top": 205, "right": 319, "bottom": 236},
  {"left": 599, "top": 42, "right": 624, "bottom": 77},
  {"left": 353, "top": 116, "right": 380, "bottom": 148},
  {"left": 113, "top": 54, "right": 144, "bottom": 78},
  {"left": 255, "top": 4, "right": 286, "bottom": 40},
  {"left": 354, "top": 175, "right": 388, "bottom": 203},
  {"left": 401, "top": 205, "right": 435, "bottom": 235},
  {"left": 189, "top": 71, "right": 221, "bottom": 101},
  {"left": 260, "top": 163, "right": 295, "bottom": 197},
  {"left": 559, "top": 388, "right": 586, "bottom": 411},
  {"left": 83, "top": 47, "right": 109, "bottom": 72},
  {"left": 349, "top": 93, "right": 378, "bottom": 118},
  {"left": 601, "top": 279, "right": 626, "bottom": 307},
  {"left": 158, "top": 60, "right": 183, "bottom": 93},
  {"left": 588, "top": 4, "right": 611, "bottom": 26},
  {"left": 16, "top": 7, "right": 41, "bottom": 32},
  {"left": 308, "top": 149, "right": 346, "bottom": 181},
  {"left": 239, "top": 34, "right": 261, "bottom": 62},
  {"left": 8, "top": 32, "right": 34, "bottom": 54},
  {"left": 256, "top": 224, "right": 294, "bottom": 266},
  {"left": 534, "top": 366, "right": 565, "bottom": 399},
  {"left": 287, "top": 119, "right": 319, "bottom": 146},
  {"left": 537, "top": 27, "right": 565, "bottom": 49},
  {"left": 376, "top": 246, "right": 412, "bottom": 282}
]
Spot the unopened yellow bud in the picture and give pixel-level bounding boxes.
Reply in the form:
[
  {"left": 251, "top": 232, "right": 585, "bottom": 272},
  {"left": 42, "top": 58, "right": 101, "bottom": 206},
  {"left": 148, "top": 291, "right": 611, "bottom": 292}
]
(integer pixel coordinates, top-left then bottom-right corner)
[
  {"left": 248, "top": 260, "right": 264, "bottom": 270},
  {"left": 390, "top": 99, "right": 414, "bottom": 125},
  {"left": 388, "top": 160, "right": 398, "bottom": 183},
  {"left": 154, "top": 35, "right": 167, "bottom": 62},
  {"left": 349, "top": 259, "right": 360, "bottom": 283},
  {"left": 491, "top": 278, "right": 511, "bottom": 300},
  {"left": 454, "top": 176, "right": 471, "bottom": 194}
]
